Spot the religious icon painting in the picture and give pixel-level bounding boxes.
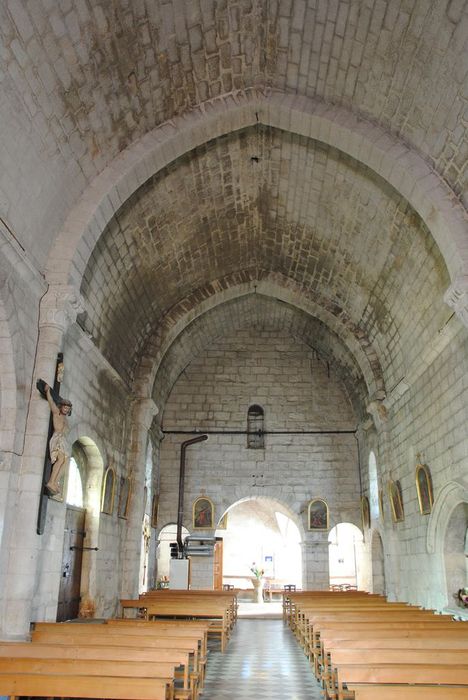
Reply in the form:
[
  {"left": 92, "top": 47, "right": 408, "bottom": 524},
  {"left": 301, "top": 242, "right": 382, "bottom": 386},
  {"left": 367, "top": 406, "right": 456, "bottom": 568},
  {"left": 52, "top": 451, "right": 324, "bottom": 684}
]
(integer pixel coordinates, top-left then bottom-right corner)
[
  {"left": 118, "top": 476, "right": 132, "bottom": 519},
  {"left": 361, "top": 495, "right": 370, "bottom": 529},
  {"left": 415, "top": 463, "right": 434, "bottom": 515},
  {"left": 193, "top": 496, "right": 214, "bottom": 529},
  {"left": 101, "top": 466, "right": 116, "bottom": 515},
  {"left": 151, "top": 494, "right": 159, "bottom": 528},
  {"left": 388, "top": 478, "right": 404, "bottom": 523},
  {"left": 308, "top": 498, "right": 329, "bottom": 530}
]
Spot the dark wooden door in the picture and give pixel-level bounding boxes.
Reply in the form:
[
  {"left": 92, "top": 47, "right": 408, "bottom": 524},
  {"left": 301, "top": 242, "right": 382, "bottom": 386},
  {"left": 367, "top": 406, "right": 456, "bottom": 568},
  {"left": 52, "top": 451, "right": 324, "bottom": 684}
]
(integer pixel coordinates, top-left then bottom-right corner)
[{"left": 56, "top": 506, "right": 85, "bottom": 621}]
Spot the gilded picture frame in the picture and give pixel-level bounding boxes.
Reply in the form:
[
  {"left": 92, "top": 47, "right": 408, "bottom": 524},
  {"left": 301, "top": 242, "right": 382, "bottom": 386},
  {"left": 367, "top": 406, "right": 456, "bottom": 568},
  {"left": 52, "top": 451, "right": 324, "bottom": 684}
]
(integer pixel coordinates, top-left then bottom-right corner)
[
  {"left": 308, "top": 498, "right": 329, "bottom": 530},
  {"left": 193, "top": 496, "right": 214, "bottom": 529},
  {"left": 361, "top": 495, "right": 370, "bottom": 529},
  {"left": 388, "top": 479, "right": 404, "bottom": 523},
  {"left": 118, "top": 476, "right": 132, "bottom": 519},
  {"left": 101, "top": 466, "right": 116, "bottom": 515},
  {"left": 415, "top": 463, "right": 434, "bottom": 515}
]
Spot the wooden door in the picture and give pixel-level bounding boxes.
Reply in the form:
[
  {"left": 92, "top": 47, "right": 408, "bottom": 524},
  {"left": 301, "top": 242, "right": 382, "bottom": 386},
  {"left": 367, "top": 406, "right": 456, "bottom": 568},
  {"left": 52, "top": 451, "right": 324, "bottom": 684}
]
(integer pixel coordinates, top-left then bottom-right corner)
[
  {"left": 57, "top": 506, "right": 85, "bottom": 621},
  {"left": 213, "top": 538, "right": 223, "bottom": 590}
]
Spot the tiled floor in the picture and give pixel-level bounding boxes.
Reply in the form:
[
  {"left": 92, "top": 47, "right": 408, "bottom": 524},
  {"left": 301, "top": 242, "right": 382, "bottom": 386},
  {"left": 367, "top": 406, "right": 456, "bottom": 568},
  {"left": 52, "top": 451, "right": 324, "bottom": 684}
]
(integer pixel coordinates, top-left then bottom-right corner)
[{"left": 203, "top": 619, "right": 323, "bottom": 699}]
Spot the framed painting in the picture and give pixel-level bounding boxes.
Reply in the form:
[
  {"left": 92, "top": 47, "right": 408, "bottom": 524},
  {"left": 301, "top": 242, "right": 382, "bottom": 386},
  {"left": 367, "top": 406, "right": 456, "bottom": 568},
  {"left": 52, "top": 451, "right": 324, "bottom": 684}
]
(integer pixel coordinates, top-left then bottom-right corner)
[
  {"left": 151, "top": 493, "right": 159, "bottom": 528},
  {"left": 101, "top": 466, "right": 116, "bottom": 515},
  {"left": 193, "top": 496, "right": 214, "bottom": 529},
  {"left": 308, "top": 498, "right": 329, "bottom": 530},
  {"left": 415, "top": 463, "right": 434, "bottom": 515},
  {"left": 118, "top": 476, "right": 132, "bottom": 519},
  {"left": 361, "top": 495, "right": 370, "bottom": 529},
  {"left": 388, "top": 479, "right": 404, "bottom": 523}
]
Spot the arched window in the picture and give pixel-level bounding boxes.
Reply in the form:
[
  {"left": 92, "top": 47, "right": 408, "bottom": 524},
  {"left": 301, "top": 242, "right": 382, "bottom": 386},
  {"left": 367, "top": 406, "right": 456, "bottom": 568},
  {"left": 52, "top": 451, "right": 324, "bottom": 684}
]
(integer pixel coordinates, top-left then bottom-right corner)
[
  {"left": 66, "top": 456, "right": 83, "bottom": 507},
  {"left": 368, "top": 451, "right": 379, "bottom": 520},
  {"left": 247, "top": 404, "right": 264, "bottom": 449}
]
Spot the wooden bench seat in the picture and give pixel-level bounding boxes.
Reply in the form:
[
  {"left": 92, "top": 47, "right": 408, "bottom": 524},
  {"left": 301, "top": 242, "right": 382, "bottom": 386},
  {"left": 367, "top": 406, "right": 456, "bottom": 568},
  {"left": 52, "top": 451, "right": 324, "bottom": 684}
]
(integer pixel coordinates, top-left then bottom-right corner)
[
  {"left": 325, "top": 648, "right": 468, "bottom": 697},
  {"left": 31, "top": 627, "right": 203, "bottom": 700},
  {"left": 347, "top": 685, "right": 468, "bottom": 700},
  {"left": 0, "top": 671, "right": 172, "bottom": 700}
]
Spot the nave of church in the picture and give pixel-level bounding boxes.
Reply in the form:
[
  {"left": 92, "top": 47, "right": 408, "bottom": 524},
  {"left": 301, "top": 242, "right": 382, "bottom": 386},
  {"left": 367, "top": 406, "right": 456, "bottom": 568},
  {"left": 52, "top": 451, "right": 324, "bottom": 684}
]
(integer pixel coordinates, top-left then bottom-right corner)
[{"left": 0, "top": 0, "right": 467, "bottom": 674}]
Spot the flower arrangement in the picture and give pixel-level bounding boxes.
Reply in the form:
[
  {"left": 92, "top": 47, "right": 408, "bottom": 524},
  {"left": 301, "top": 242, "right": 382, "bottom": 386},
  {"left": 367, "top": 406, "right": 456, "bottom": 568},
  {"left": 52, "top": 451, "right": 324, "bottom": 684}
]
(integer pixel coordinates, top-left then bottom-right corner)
[{"left": 250, "top": 562, "right": 264, "bottom": 579}]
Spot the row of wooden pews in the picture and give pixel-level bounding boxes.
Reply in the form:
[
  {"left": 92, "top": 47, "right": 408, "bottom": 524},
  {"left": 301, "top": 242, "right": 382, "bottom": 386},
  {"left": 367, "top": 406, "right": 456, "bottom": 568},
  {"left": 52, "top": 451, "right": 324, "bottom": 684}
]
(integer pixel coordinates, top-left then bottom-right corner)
[
  {"left": 122, "top": 588, "right": 239, "bottom": 652},
  {"left": 284, "top": 590, "right": 468, "bottom": 700},
  {"left": 0, "top": 589, "right": 238, "bottom": 700}
]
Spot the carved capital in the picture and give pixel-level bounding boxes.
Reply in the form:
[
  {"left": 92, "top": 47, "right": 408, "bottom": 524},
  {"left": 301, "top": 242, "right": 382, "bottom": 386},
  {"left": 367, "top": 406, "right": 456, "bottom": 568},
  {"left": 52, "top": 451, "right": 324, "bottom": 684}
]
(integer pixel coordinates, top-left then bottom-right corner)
[
  {"left": 39, "top": 285, "right": 84, "bottom": 332},
  {"left": 444, "top": 275, "right": 468, "bottom": 328}
]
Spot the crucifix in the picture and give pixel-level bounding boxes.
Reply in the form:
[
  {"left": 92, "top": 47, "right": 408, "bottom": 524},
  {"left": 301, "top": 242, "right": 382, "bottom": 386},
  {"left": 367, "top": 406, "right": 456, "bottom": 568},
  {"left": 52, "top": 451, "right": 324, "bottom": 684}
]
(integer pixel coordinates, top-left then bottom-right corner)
[{"left": 36, "top": 353, "right": 72, "bottom": 534}]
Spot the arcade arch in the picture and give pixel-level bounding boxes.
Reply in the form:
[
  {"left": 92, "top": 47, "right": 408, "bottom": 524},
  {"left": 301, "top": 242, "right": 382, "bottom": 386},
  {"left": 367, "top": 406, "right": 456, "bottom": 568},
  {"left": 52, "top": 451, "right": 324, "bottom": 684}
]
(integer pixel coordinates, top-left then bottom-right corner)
[
  {"left": 328, "top": 523, "right": 364, "bottom": 590},
  {"left": 216, "top": 497, "right": 303, "bottom": 592}
]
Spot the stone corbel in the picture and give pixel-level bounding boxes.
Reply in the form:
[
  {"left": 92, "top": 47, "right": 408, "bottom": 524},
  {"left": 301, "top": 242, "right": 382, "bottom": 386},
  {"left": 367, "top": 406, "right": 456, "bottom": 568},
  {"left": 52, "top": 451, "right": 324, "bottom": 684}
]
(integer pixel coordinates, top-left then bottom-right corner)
[
  {"left": 444, "top": 274, "right": 468, "bottom": 328},
  {"left": 366, "top": 396, "right": 388, "bottom": 430},
  {"left": 39, "top": 284, "right": 84, "bottom": 332}
]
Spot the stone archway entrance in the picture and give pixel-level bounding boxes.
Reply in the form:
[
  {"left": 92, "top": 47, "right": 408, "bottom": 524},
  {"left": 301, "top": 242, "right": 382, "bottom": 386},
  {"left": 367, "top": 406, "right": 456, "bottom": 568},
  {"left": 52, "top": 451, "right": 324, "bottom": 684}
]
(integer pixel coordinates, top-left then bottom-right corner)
[
  {"left": 328, "top": 523, "right": 364, "bottom": 590},
  {"left": 216, "top": 497, "right": 303, "bottom": 596}
]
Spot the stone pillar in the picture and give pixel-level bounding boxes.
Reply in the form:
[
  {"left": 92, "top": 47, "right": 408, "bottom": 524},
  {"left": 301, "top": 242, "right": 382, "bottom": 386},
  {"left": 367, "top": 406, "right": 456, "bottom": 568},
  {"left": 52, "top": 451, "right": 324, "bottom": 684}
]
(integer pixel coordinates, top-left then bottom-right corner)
[
  {"left": 1, "top": 284, "right": 83, "bottom": 639},
  {"left": 302, "top": 533, "right": 330, "bottom": 590},
  {"left": 120, "top": 397, "right": 158, "bottom": 599}
]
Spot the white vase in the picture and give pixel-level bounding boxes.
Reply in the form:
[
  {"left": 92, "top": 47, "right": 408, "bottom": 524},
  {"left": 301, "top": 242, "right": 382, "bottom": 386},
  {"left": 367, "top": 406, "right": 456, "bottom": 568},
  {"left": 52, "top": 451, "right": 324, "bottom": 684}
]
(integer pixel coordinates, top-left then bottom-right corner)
[{"left": 251, "top": 577, "right": 264, "bottom": 603}]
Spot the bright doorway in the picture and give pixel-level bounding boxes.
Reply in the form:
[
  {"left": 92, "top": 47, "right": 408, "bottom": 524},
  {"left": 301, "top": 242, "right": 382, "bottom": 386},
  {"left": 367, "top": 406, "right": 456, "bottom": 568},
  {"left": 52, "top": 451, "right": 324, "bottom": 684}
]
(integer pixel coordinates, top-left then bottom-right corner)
[
  {"left": 216, "top": 497, "right": 302, "bottom": 591},
  {"left": 328, "top": 522, "right": 364, "bottom": 589}
]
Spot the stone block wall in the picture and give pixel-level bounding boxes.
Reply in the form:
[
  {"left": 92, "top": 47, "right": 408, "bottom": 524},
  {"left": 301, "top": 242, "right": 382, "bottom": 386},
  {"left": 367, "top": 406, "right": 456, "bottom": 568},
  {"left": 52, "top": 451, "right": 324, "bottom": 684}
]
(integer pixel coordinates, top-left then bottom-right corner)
[{"left": 158, "top": 328, "right": 361, "bottom": 589}]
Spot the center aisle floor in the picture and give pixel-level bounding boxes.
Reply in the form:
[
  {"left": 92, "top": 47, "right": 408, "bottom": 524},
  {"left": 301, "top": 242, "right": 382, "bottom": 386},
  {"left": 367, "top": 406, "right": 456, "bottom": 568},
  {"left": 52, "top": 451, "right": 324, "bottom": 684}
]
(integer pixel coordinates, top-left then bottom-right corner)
[{"left": 203, "top": 619, "right": 323, "bottom": 700}]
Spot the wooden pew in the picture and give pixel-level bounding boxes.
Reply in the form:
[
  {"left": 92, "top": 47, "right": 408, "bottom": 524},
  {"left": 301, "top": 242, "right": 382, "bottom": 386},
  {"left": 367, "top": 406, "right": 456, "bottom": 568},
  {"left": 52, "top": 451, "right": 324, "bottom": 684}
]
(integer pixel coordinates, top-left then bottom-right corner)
[
  {"left": 333, "top": 663, "right": 468, "bottom": 700},
  {"left": 315, "top": 621, "right": 467, "bottom": 678},
  {"left": 0, "top": 641, "right": 194, "bottom": 695},
  {"left": 106, "top": 619, "right": 210, "bottom": 686},
  {"left": 325, "top": 649, "right": 468, "bottom": 698},
  {"left": 347, "top": 685, "right": 468, "bottom": 700},
  {"left": 31, "top": 627, "right": 202, "bottom": 700},
  {"left": 0, "top": 671, "right": 172, "bottom": 700},
  {"left": 143, "top": 600, "right": 232, "bottom": 652},
  {"left": 139, "top": 589, "right": 238, "bottom": 629}
]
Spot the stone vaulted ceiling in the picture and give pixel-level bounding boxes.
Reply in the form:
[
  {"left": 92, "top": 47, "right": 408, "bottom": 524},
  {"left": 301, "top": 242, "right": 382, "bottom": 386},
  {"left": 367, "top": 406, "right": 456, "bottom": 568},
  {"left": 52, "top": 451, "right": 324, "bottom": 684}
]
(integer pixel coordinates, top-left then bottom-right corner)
[
  {"left": 80, "top": 125, "right": 450, "bottom": 412},
  {"left": 0, "top": 0, "right": 465, "bottom": 415}
]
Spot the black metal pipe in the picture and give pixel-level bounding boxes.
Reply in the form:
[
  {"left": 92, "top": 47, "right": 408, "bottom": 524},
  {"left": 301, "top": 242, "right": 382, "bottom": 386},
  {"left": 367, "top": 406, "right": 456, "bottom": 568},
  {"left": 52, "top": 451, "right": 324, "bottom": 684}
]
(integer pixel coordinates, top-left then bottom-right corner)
[{"left": 177, "top": 434, "right": 208, "bottom": 554}]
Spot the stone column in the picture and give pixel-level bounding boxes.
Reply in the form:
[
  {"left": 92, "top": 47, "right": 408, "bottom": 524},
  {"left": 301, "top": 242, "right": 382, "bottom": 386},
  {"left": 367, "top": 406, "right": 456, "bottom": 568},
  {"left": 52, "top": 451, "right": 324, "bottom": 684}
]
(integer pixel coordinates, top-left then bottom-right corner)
[
  {"left": 1, "top": 284, "right": 83, "bottom": 639},
  {"left": 120, "top": 397, "right": 158, "bottom": 599},
  {"left": 302, "top": 533, "right": 330, "bottom": 590}
]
